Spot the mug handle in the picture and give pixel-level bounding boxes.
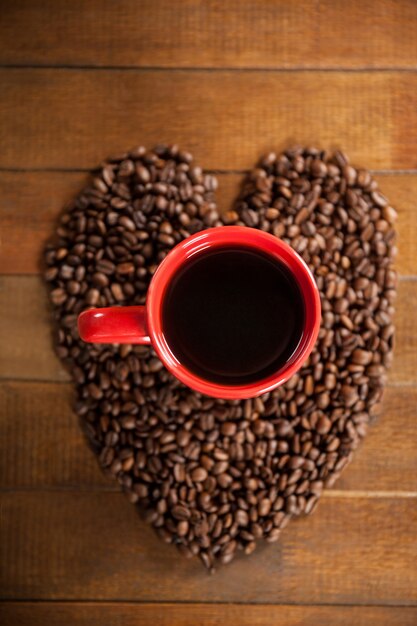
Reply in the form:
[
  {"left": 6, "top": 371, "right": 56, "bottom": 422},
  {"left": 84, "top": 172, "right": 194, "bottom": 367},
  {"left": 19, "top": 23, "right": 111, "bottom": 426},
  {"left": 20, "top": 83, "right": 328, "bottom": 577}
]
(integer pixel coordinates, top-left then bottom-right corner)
[{"left": 78, "top": 307, "right": 151, "bottom": 344}]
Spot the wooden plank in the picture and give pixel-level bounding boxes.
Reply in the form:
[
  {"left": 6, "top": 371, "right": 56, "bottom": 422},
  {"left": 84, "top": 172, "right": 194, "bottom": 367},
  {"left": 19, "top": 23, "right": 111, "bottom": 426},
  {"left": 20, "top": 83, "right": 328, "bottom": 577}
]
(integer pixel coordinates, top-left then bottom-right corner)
[
  {"left": 1, "top": 69, "right": 417, "bottom": 170},
  {"left": 1, "top": 381, "right": 416, "bottom": 492},
  {"left": 0, "top": 382, "right": 109, "bottom": 489},
  {"left": 0, "top": 171, "right": 414, "bottom": 275},
  {"left": 0, "top": 276, "right": 69, "bottom": 382},
  {"left": 0, "top": 171, "right": 89, "bottom": 274},
  {"left": 335, "top": 385, "right": 417, "bottom": 492},
  {"left": 378, "top": 175, "right": 417, "bottom": 277},
  {"left": 1, "top": 602, "right": 417, "bottom": 626},
  {"left": 1, "top": 492, "right": 416, "bottom": 603},
  {"left": 0, "top": 276, "right": 413, "bottom": 384},
  {"left": 1, "top": 0, "right": 417, "bottom": 70}
]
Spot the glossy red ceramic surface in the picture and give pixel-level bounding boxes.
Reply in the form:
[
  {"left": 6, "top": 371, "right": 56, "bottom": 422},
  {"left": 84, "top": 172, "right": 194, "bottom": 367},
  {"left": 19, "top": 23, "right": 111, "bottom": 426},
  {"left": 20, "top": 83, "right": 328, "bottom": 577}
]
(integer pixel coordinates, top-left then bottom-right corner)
[
  {"left": 78, "top": 306, "right": 150, "bottom": 344},
  {"left": 78, "top": 226, "right": 321, "bottom": 399}
]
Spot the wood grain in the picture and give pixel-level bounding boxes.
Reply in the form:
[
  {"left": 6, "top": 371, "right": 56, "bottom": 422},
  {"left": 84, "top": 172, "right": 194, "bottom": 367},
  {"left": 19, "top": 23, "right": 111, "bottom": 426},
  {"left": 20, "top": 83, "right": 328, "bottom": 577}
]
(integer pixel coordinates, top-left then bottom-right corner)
[
  {"left": 0, "top": 276, "right": 69, "bottom": 382},
  {"left": 0, "top": 171, "right": 414, "bottom": 275},
  {"left": 0, "top": 171, "right": 89, "bottom": 274},
  {"left": 1, "top": 0, "right": 417, "bottom": 70},
  {"left": 1, "top": 276, "right": 414, "bottom": 384},
  {"left": 1, "top": 1, "right": 417, "bottom": 614},
  {"left": 1, "top": 602, "right": 417, "bottom": 626},
  {"left": 1, "top": 69, "right": 417, "bottom": 170},
  {"left": 0, "top": 381, "right": 109, "bottom": 489},
  {"left": 1, "top": 492, "right": 416, "bottom": 603},
  {"left": 1, "top": 381, "right": 416, "bottom": 492}
]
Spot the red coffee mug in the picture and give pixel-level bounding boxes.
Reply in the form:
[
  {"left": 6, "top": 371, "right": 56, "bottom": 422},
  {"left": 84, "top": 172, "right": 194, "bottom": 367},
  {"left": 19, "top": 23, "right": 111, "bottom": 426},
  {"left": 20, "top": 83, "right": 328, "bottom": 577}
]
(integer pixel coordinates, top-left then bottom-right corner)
[{"left": 78, "top": 226, "right": 321, "bottom": 399}]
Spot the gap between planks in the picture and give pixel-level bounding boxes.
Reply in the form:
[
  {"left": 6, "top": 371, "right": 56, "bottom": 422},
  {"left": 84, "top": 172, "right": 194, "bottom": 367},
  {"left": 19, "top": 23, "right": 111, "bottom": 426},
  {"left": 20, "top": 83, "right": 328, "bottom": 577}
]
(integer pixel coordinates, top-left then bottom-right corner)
[
  {"left": 0, "top": 599, "right": 416, "bottom": 608},
  {"left": 1, "top": 167, "right": 417, "bottom": 175},
  {"left": 0, "top": 276, "right": 415, "bottom": 281},
  {"left": 0, "top": 377, "right": 414, "bottom": 387},
  {"left": 1, "top": 486, "right": 415, "bottom": 498},
  {"left": 1, "top": 64, "right": 417, "bottom": 73}
]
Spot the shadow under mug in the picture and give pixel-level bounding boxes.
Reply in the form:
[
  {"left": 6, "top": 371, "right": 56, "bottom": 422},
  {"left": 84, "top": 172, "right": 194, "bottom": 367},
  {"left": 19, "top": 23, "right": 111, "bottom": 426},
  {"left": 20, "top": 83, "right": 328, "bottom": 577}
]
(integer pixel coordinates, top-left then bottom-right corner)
[{"left": 78, "top": 226, "right": 321, "bottom": 399}]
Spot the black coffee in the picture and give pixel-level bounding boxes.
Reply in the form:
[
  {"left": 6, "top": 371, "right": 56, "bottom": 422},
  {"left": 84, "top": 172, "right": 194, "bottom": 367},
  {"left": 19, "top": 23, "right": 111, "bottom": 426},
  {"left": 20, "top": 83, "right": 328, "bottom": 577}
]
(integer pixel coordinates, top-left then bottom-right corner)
[{"left": 162, "top": 246, "right": 305, "bottom": 385}]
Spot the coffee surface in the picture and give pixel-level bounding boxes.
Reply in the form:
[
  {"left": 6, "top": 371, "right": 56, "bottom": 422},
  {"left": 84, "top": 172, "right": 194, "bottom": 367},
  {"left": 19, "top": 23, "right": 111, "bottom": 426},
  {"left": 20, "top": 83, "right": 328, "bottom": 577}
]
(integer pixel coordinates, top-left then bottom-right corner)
[{"left": 163, "top": 247, "right": 304, "bottom": 384}]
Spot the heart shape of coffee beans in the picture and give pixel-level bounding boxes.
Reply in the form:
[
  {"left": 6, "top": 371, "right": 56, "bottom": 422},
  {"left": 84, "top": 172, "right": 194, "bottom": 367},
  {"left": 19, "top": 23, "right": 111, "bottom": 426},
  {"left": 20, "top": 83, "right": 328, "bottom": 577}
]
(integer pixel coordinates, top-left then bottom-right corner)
[{"left": 45, "top": 145, "right": 397, "bottom": 571}]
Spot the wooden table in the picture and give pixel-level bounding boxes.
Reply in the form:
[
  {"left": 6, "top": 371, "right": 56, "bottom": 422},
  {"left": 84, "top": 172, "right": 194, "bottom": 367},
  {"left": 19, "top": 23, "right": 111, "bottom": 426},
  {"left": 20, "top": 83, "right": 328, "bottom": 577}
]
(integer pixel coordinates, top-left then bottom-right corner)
[{"left": 1, "top": 2, "right": 417, "bottom": 624}]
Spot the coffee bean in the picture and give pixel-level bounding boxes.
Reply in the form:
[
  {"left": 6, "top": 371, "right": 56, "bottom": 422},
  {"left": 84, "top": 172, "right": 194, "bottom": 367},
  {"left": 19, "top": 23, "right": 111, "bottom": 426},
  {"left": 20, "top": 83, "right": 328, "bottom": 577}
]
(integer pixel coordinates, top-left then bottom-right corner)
[
  {"left": 352, "top": 349, "right": 373, "bottom": 366},
  {"left": 221, "top": 422, "right": 237, "bottom": 436},
  {"left": 91, "top": 272, "right": 108, "bottom": 288},
  {"left": 382, "top": 205, "right": 397, "bottom": 223},
  {"left": 311, "top": 160, "right": 327, "bottom": 178},
  {"left": 275, "top": 419, "right": 293, "bottom": 437},
  {"left": 135, "top": 164, "right": 151, "bottom": 183},
  {"left": 191, "top": 467, "right": 208, "bottom": 482},
  {"left": 96, "top": 259, "right": 115, "bottom": 274},
  {"left": 265, "top": 207, "right": 279, "bottom": 220},
  {"left": 50, "top": 288, "right": 67, "bottom": 305},
  {"left": 304, "top": 375, "right": 314, "bottom": 396},
  {"left": 316, "top": 416, "right": 332, "bottom": 435},
  {"left": 172, "top": 505, "right": 190, "bottom": 521},
  {"left": 177, "top": 520, "right": 189, "bottom": 537},
  {"left": 288, "top": 456, "right": 304, "bottom": 469},
  {"left": 110, "top": 283, "right": 124, "bottom": 302},
  {"left": 45, "top": 145, "right": 395, "bottom": 571},
  {"left": 236, "top": 509, "right": 249, "bottom": 526},
  {"left": 120, "top": 416, "right": 136, "bottom": 429},
  {"left": 212, "top": 461, "right": 229, "bottom": 475},
  {"left": 217, "top": 473, "right": 233, "bottom": 488},
  {"left": 258, "top": 498, "right": 272, "bottom": 516},
  {"left": 371, "top": 191, "right": 388, "bottom": 207}
]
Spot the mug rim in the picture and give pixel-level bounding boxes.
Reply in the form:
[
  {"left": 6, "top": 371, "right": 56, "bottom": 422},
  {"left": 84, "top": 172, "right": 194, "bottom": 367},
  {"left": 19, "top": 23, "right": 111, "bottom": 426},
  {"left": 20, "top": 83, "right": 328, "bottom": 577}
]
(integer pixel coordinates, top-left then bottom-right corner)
[{"left": 146, "top": 226, "right": 321, "bottom": 399}]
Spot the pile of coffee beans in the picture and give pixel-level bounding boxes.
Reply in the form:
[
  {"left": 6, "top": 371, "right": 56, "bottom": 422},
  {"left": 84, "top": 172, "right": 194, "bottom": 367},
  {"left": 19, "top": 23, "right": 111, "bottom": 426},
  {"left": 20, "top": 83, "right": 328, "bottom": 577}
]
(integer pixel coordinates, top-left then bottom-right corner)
[{"left": 44, "top": 145, "right": 397, "bottom": 571}]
